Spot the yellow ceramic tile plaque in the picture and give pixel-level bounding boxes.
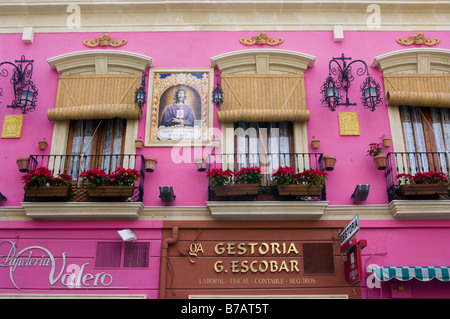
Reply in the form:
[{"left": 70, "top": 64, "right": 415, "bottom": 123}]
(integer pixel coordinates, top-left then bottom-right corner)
[
  {"left": 339, "top": 112, "right": 360, "bottom": 136},
  {"left": 1, "top": 115, "right": 24, "bottom": 138}
]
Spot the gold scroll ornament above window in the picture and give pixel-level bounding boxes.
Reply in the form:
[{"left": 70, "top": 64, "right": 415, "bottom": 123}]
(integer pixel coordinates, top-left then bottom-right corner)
[
  {"left": 47, "top": 74, "right": 142, "bottom": 121},
  {"left": 217, "top": 74, "right": 310, "bottom": 123},
  {"left": 383, "top": 74, "right": 450, "bottom": 108}
]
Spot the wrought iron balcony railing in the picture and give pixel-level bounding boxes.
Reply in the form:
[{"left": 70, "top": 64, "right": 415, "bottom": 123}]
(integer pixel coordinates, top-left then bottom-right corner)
[
  {"left": 385, "top": 151, "right": 450, "bottom": 202},
  {"left": 207, "top": 152, "right": 326, "bottom": 201},
  {"left": 25, "top": 154, "right": 145, "bottom": 202}
]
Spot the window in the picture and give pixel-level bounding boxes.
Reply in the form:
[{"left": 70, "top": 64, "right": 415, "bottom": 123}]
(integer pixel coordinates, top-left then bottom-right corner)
[
  {"left": 400, "top": 106, "right": 450, "bottom": 174},
  {"left": 95, "top": 242, "right": 121, "bottom": 267},
  {"left": 95, "top": 242, "right": 149, "bottom": 268},
  {"left": 303, "top": 243, "right": 334, "bottom": 274},
  {"left": 66, "top": 118, "right": 126, "bottom": 178},
  {"left": 124, "top": 242, "right": 149, "bottom": 268},
  {"left": 234, "top": 121, "right": 293, "bottom": 172}
]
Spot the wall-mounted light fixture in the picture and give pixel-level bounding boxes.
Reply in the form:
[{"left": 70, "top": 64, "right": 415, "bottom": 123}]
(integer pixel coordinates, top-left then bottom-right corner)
[
  {"left": 212, "top": 73, "right": 223, "bottom": 108},
  {"left": 135, "top": 72, "right": 147, "bottom": 108},
  {"left": 321, "top": 53, "right": 382, "bottom": 112},
  {"left": 0, "top": 55, "right": 38, "bottom": 114},
  {"left": 117, "top": 229, "right": 137, "bottom": 241},
  {"left": 351, "top": 184, "right": 370, "bottom": 202},
  {"left": 159, "top": 186, "right": 176, "bottom": 203}
]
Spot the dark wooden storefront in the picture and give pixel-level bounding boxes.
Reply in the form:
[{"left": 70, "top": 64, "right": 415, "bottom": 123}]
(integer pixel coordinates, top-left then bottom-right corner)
[{"left": 160, "top": 220, "right": 361, "bottom": 299}]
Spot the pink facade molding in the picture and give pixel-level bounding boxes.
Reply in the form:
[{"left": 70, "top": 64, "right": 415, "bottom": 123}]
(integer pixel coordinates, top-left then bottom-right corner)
[
  {"left": 0, "top": 30, "right": 447, "bottom": 207},
  {"left": 0, "top": 221, "right": 162, "bottom": 298}
]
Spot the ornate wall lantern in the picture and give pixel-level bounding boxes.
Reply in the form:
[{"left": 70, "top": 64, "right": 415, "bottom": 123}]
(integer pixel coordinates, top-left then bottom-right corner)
[
  {"left": 321, "top": 53, "right": 382, "bottom": 112},
  {"left": 135, "top": 72, "right": 147, "bottom": 108},
  {"left": 0, "top": 55, "right": 38, "bottom": 114},
  {"left": 212, "top": 73, "right": 223, "bottom": 108}
]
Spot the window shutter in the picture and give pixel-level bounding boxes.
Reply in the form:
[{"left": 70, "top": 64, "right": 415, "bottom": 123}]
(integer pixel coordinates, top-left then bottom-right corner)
[
  {"left": 303, "top": 243, "right": 334, "bottom": 274},
  {"left": 95, "top": 242, "right": 122, "bottom": 267},
  {"left": 47, "top": 74, "right": 142, "bottom": 121},
  {"left": 124, "top": 242, "right": 149, "bottom": 268},
  {"left": 218, "top": 74, "right": 310, "bottom": 123},
  {"left": 384, "top": 74, "right": 450, "bottom": 108}
]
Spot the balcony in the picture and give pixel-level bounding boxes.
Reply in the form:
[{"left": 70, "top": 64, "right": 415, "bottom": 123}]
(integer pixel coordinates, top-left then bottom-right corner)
[
  {"left": 24, "top": 154, "right": 145, "bottom": 203},
  {"left": 386, "top": 151, "right": 450, "bottom": 202},
  {"left": 206, "top": 153, "right": 326, "bottom": 201}
]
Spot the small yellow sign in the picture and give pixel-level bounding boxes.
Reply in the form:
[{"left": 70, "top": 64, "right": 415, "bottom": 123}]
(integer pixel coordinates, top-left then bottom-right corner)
[
  {"left": 1, "top": 115, "right": 24, "bottom": 138},
  {"left": 339, "top": 112, "right": 360, "bottom": 136}
]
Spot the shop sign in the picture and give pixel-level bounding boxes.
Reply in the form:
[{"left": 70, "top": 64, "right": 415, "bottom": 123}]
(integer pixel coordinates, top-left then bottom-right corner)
[
  {"left": 187, "top": 241, "right": 318, "bottom": 288},
  {"left": 339, "top": 215, "right": 359, "bottom": 248},
  {"left": 0, "top": 241, "right": 123, "bottom": 291},
  {"left": 190, "top": 241, "right": 301, "bottom": 274},
  {"left": 344, "top": 240, "right": 367, "bottom": 286}
]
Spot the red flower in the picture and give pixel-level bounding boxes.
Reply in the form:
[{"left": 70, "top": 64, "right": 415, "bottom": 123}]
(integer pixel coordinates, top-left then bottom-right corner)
[
  {"left": 206, "top": 168, "right": 234, "bottom": 186},
  {"left": 22, "top": 167, "right": 72, "bottom": 188},
  {"left": 396, "top": 171, "right": 449, "bottom": 185}
]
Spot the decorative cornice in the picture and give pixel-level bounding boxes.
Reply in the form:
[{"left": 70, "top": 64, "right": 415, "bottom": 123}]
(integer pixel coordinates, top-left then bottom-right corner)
[
  {"left": 22, "top": 202, "right": 143, "bottom": 220},
  {"left": 388, "top": 200, "right": 450, "bottom": 218},
  {"left": 83, "top": 34, "right": 127, "bottom": 48},
  {"left": 396, "top": 32, "right": 440, "bottom": 46},
  {"left": 1, "top": 2, "right": 450, "bottom": 33},
  {"left": 206, "top": 201, "right": 328, "bottom": 220},
  {"left": 240, "top": 32, "right": 283, "bottom": 46},
  {"left": 0, "top": 200, "right": 449, "bottom": 221},
  {"left": 47, "top": 50, "right": 153, "bottom": 74}
]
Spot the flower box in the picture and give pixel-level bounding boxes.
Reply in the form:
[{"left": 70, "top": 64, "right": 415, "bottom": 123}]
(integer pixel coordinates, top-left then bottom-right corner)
[
  {"left": 277, "top": 184, "right": 323, "bottom": 196},
  {"left": 87, "top": 185, "right": 135, "bottom": 198},
  {"left": 399, "top": 184, "right": 449, "bottom": 196},
  {"left": 24, "top": 185, "right": 71, "bottom": 199},
  {"left": 214, "top": 183, "right": 259, "bottom": 197}
]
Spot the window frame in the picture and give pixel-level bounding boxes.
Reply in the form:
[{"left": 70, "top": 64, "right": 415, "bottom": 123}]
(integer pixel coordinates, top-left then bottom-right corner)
[
  {"left": 211, "top": 50, "right": 315, "bottom": 164},
  {"left": 372, "top": 49, "right": 450, "bottom": 164},
  {"left": 95, "top": 241, "right": 150, "bottom": 269},
  {"left": 47, "top": 50, "right": 152, "bottom": 166}
]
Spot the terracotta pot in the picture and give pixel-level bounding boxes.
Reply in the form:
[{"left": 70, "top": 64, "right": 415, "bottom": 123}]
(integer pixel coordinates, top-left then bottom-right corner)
[
  {"left": 24, "top": 185, "right": 71, "bottom": 199},
  {"left": 277, "top": 184, "right": 323, "bottom": 196},
  {"left": 16, "top": 157, "right": 30, "bottom": 172},
  {"left": 144, "top": 157, "right": 158, "bottom": 172},
  {"left": 311, "top": 139, "right": 320, "bottom": 149},
  {"left": 399, "top": 184, "right": 449, "bottom": 196},
  {"left": 382, "top": 137, "right": 391, "bottom": 148},
  {"left": 38, "top": 140, "right": 48, "bottom": 150},
  {"left": 194, "top": 157, "right": 206, "bottom": 172},
  {"left": 373, "top": 154, "right": 387, "bottom": 170},
  {"left": 135, "top": 139, "right": 144, "bottom": 149},
  {"left": 323, "top": 156, "right": 336, "bottom": 171},
  {"left": 214, "top": 183, "right": 259, "bottom": 197}
]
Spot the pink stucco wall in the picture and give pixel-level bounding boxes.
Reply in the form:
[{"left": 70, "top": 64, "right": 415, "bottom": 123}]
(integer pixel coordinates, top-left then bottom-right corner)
[
  {"left": 0, "top": 31, "right": 449, "bottom": 207},
  {"left": 359, "top": 220, "right": 450, "bottom": 299},
  {"left": 0, "top": 220, "right": 162, "bottom": 297}
]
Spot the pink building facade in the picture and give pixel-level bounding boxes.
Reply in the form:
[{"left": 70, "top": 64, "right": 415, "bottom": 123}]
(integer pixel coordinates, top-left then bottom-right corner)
[{"left": 1, "top": 1, "right": 450, "bottom": 299}]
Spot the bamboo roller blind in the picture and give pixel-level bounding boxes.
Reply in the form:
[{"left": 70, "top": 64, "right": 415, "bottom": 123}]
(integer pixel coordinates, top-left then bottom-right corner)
[
  {"left": 47, "top": 74, "right": 142, "bottom": 121},
  {"left": 384, "top": 73, "right": 450, "bottom": 108},
  {"left": 217, "top": 74, "right": 310, "bottom": 123}
]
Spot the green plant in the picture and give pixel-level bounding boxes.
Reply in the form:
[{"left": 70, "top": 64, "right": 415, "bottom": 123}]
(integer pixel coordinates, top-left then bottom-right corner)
[
  {"left": 296, "top": 169, "right": 328, "bottom": 186},
  {"left": 79, "top": 167, "right": 140, "bottom": 188},
  {"left": 107, "top": 167, "right": 141, "bottom": 188},
  {"left": 397, "top": 171, "right": 449, "bottom": 185},
  {"left": 22, "top": 167, "right": 72, "bottom": 188},
  {"left": 206, "top": 168, "right": 234, "bottom": 186},
  {"left": 366, "top": 142, "right": 383, "bottom": 157},
  {"left": 234, "top": 166, "right": 263, "bottom": 184},
  {"left": 271, "top": 166, "right": 295, "bottom": 186}
]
